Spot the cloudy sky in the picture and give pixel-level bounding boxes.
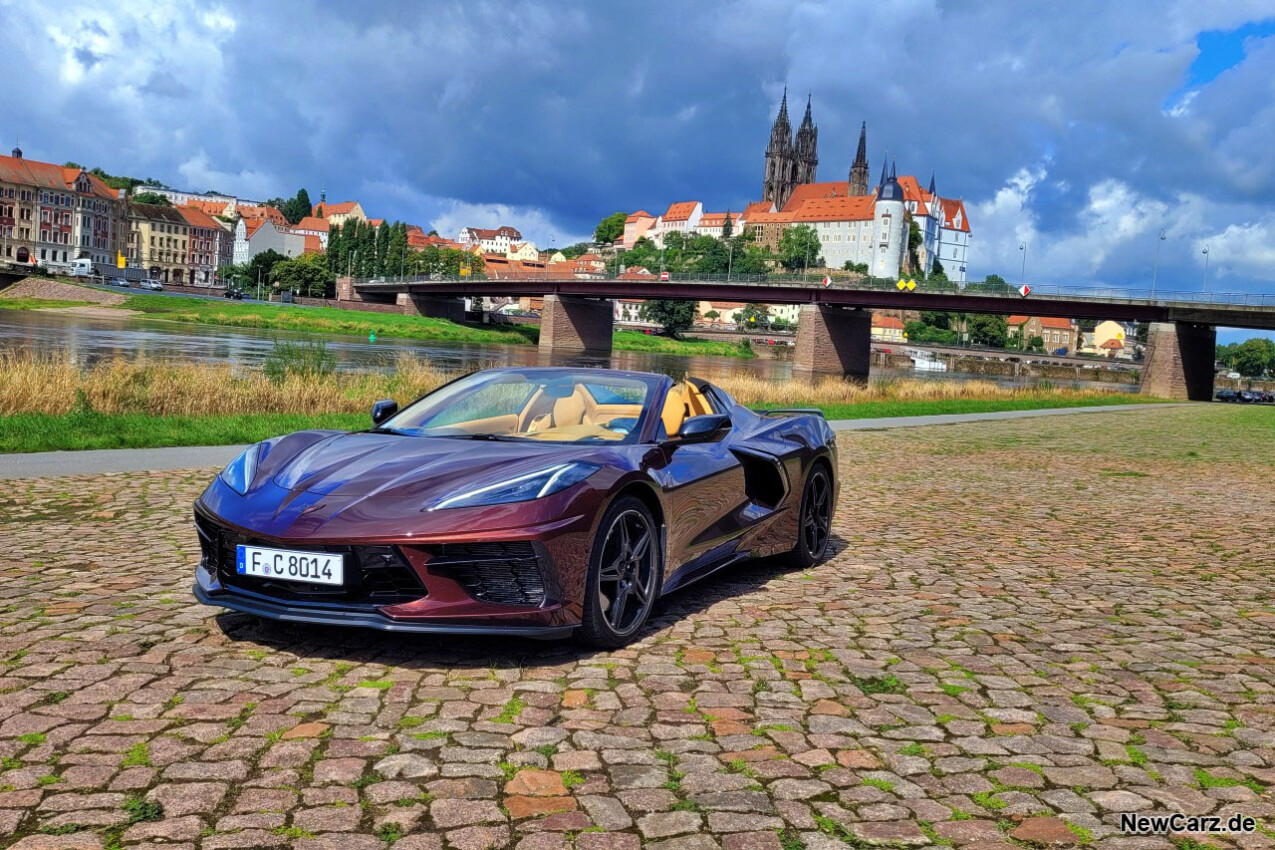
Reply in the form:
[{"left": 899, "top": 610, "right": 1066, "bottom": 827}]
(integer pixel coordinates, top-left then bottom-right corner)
[{"left": 2, "top": 1, "right": 1273, "bottom": 339}]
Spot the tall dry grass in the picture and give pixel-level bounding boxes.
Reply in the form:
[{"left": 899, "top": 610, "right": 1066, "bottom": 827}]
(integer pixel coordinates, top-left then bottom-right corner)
[{"left": 0, "top": 350, "right": 1110, "bottom": 417}]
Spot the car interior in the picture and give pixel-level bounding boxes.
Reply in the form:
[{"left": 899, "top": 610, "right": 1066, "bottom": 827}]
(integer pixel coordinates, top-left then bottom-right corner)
[{"left": 414, "top": 379, "right": 719, "bottom": 443}]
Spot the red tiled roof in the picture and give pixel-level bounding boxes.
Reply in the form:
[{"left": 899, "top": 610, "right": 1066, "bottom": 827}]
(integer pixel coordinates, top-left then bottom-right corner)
[
  {"left": 1100, "top": 338, "right": 1124, "bottom": 349},
  {"left": 872, "top": 315, "right": 905, "bottom": 329},
  {"left": 746, "top": 210, "right": 794, "bottom": 225},
  {"left": 1008, "top": 315, "right": 1072, "bottom": 330},
  {"left": 313, "top": 201, "right": 360, "bottom": 217},
  {"left": 940, "top": 198, "right": 970, "bottom": 232},
  {"left": 367, "top": 218, "right": 384, "bottom": 227},
  {"left": 0, "top": 154, "right": 119, "bottom": 200},
  {"left": 245, "top": 219, "right": 268, "bottom": 237},
  {"left": 237, "top": 204, "right": 287, "bottom": 225},
  {"left": 625, "top": 210, "right": 654, "bottom": 222},
  {"left": 896, "top": 175, "right": 932, "bottom": 216},
  {"left": 781, "top": 182, "right": 853, "bottom": 212},
  {"left": 743, "top": 201, "right": 775, "bottom": 216},
  {"left": 788, "top": 196, "right": 875, "bottom": 222},
  {"left": 303, "top": 235, "right": 323, "bottom": 254},
  {"left": 176, "top": 205, "right": 221, "bottom": 230},
  {"left": 185, "top": 199, "right": 230, "bottom": 216},
  {"left": 617, "top": 270, "right": 654, "bottom": 280},
  {"left": 294, "top": 216, "right": 330, "bottom": 233},
  {"left": 662, "top": 201, "right": 698, "bottom": 222}
]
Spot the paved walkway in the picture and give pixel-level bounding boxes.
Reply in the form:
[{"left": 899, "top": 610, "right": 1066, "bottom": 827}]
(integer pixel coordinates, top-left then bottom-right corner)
[
  {"left": 0, "top": 403, "right": 1184, "bottom": 480},
  {"left": 0, "top": 405, "right": 1269, "bottom": 849}
]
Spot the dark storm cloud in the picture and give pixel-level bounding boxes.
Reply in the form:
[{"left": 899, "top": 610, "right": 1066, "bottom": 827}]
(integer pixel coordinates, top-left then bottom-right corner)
[{"left": 2, "top": 0, "right": 1273, "bottom": 295}]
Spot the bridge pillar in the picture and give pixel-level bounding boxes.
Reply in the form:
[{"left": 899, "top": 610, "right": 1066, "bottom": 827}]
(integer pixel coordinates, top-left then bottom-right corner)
[
  {"left": 400, "top": 292, "right": 465, "bottom": 322},
  {"left": 539, "top": 295, "right": 613, "bottom": 354},
  {"left": 335, "top": 276, "right": 360, "bottom": 301},
  {"left": 1140, "top": 321, "right": 1216, "bottom": 401},
  {"left": 793, "top": 305, "right": 871, "bottom": 381}
]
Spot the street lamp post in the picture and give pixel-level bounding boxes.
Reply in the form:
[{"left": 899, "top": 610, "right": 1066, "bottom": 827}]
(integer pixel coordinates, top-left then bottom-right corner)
[
  {"left": 1201, "top": 244, "right": 1210, "bottom": 293},
  {"left": 1151, "top": 229, "right": 1166, "bottom": 301},
  {"left": 1018, "top": 241, "right": 1028, "bottom": 287},
  {"left": 727, "top": 242, "right": 734, "bottom": 281}
]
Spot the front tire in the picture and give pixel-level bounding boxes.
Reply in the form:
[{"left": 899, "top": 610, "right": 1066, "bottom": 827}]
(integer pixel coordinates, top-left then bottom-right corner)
[
  {"left": 791, "top": 464, "right": 833, "bottom": 567},
  {"left": 578, "top": 496, "right": 661, "bottom": 649}
]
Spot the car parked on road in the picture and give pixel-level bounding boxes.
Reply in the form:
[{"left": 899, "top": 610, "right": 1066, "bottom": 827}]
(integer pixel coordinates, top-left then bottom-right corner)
[
  {"left": 109, "top": 278, "right": 131, "bottom": 288},
  {"left": 192, "top": 367, "right": 838, "bottom": 647},
  {"left": 1215, "top": 389, "right": 1238, "bottom": 402},
  {"left": 138, "top": 279, "right": 164, "bottom": 291},
  {"left": 1238, "top": 390, "right": 1259, "bottom": 403},
  {"left": 223, "top": 289, "right": 244, "bottom": 300}
]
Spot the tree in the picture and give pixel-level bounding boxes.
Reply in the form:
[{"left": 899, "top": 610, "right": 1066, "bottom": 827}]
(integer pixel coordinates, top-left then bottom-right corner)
[
  {"left": 271, "top": 252, "right": 336, "bottom": 297},
  {"left": 966, "top": 314, "right": 1009, "bottom": 348},
  {"left": 931, "top": 259, "right": 945, "bottom": 277},
  {"left": 737, "top": 304, "right": 771, "bottom": 329},
  {"left": 131, "top": 192, "right": 171, "bottom": 206},
  {"left": 721, "top": 211, "right": 734, "bottom": 239},
  {"left": 920, "top": 311, "right": 952, "bottom": 330},
  {"left": 842, "top": 261, "right": 869, "bottom": 273},
  {"left": 778, "top": 224, "right": 822, "bottom": 271},
  {"left": 247, "top": 249, "right": 287, "bottom": 291},
  {"left": 640, "top": 300, "right": 696, "bottom": 337},
  {"left": 1026, "top": 335, "right": 1046, "bottom": 353},
  {"left": 593, "top": 212, "right": 627, "bottom": 244},
  {"left": 968, "top": 273, "right": 1013, "bottom": 294},
  {"left": 561, "top": 243, "right": 591, "bottom": 259},
  {"left": 219, "top": 263, "right": 251, "bottom": 290},
  {"left": 1229, "top": 338, "right": 1275, "bottom": 377},
  {"left": 703, "top": 310, "right": 720, "bottom": 320}
]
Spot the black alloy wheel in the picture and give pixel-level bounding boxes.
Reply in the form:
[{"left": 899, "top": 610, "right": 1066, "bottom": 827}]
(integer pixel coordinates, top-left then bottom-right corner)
[
  {"left": 578, "top": 497, "right": 661, "bottom": 648},
  {"left": 792, "top": 464, "right": 833, "bottom": 567}
]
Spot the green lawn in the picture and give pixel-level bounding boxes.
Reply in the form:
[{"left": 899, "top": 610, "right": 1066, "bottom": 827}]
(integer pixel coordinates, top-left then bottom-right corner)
[
  {"left": 0, "top": 412, "right": 369, "bottom": 454},
  {"left": 0, "top": 298, "right": 95, "bottom": 310},
  {"left": 118, "top": 293, "right": 755, "bottom": 358},
  {"left": 789, "top": 393, "right": 1161, "bottom": 421},
  {"left": 0, "top": 395, "right": 1162, "bottom": 453}
]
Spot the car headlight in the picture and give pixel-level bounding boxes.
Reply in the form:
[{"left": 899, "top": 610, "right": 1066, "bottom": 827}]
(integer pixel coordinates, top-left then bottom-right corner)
[
  {"left": 219, "top": 444, "right": 261, "bottom": 495},
  {"left": 429, "top": 462, "right": 600, "bottom": 511}
]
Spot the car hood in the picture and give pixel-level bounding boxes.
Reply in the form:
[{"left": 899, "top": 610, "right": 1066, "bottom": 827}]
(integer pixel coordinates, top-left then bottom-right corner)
[{"left": 264, "top": 431, "right": 598, "bottom": 502}]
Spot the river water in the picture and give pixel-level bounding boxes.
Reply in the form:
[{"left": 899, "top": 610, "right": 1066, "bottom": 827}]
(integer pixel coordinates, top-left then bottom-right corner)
[{"left": 1, "top": 309, "right": 1133, "bottom": 391}]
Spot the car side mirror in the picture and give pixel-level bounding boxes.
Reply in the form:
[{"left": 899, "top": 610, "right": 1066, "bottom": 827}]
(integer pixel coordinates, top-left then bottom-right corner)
[
  {"left": 676, "top": 413, "right": 730, "bottom": 443},
  {"left": 371, "top": 399, "right": 398, "bottom": 425}
]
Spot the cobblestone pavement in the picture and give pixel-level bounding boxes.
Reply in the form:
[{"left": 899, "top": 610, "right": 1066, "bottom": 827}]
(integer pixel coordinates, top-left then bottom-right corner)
[{"left": 1, "top": 406, "right": 1273, "bottom": 850}]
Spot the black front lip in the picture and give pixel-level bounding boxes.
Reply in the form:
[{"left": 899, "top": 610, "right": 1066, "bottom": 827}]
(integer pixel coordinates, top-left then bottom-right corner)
[{"left": 192, "top": 584, "right": 576, "bottom": 640}]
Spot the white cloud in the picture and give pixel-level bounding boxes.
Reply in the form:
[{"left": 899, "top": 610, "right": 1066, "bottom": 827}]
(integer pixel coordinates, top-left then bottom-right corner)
[
  {"left": 177, "top": 152, "right": 282, "bottom": 201},
  {"left": 429, "top": 201, "right": 590, "bottom": 249}
]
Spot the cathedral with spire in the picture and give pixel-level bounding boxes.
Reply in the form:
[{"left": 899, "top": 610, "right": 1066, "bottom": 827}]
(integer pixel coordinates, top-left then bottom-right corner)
[{"left": 761, "top": 89, "right": 820, "bottom": 210}]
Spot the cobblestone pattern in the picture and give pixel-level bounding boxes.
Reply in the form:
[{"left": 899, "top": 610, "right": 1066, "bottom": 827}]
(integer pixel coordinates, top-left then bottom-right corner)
[{"left": 0, "top": 407, "right": 1273, "bottom": 849}]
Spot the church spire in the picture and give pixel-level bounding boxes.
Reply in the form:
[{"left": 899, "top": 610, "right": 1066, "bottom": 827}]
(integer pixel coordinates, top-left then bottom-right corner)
[
  {"left": 849, "top": 121, "right": 870, "bottom": 196},
  {"left": 928, "top": 171, "right": 936, "bottom": 196},
  {"left": 801, "top": 92, "right": 813, "bottom": 127}
]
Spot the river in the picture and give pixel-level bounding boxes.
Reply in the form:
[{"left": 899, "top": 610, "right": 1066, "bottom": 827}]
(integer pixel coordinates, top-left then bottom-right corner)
[{"left": 2, "top": 309, "right": 1133, "bottom": 391}]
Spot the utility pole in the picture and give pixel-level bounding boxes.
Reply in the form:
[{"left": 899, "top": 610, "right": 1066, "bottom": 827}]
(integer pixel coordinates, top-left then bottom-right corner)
[{"left": 1019, "top": 241, "right": 1027, "bottom": 286}]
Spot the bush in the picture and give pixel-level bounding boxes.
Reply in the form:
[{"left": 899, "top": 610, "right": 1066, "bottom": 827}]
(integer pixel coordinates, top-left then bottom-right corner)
[{"left": 263, "top": 337, "right": 336, "bottom": 384}]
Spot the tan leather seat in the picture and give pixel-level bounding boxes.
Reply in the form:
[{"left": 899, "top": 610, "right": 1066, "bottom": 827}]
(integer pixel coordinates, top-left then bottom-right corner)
[
  {"left": 552, "top": 390, "right": 589, "bottom": 427},
  {"left": 661, "top": 384, "right": 689, "bottom": 438}
]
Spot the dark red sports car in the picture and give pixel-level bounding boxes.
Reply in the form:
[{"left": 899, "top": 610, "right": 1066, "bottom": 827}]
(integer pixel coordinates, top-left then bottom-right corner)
[{"left": 193, "top": 367, "right": 837, "bottom": 647}]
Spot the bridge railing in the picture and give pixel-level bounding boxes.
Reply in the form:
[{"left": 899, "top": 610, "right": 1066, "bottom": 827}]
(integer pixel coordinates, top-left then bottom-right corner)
[{"left": 351, "top": 273, "right": 1275, "bottom": 309}]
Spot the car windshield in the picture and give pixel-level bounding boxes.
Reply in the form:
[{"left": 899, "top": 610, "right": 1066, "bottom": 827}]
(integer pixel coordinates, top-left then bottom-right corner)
[{"left": 377, "top": 370, "right": 658, "bottom": 444}]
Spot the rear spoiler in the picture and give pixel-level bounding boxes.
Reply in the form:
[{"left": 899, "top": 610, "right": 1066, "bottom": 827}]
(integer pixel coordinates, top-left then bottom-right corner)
[{"left": 756, "top": 408, "right": 825, "bottom": 418}]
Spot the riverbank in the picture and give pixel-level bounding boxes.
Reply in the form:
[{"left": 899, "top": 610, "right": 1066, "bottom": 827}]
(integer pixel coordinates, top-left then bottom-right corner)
[
  {"left": 117, "top": 290, "right": 754, "bottom": 358},
  {"left": 0, "top": 352, "right": 1160, "bottom": 452}
]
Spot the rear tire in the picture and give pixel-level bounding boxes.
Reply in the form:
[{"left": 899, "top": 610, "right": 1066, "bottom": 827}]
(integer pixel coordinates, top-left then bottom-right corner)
[
  {"left": 790, "top": 463, "right": 833, "bottom": 567},
  {"left": 577, "top": 496, "right": 662, "bottom": 649}
]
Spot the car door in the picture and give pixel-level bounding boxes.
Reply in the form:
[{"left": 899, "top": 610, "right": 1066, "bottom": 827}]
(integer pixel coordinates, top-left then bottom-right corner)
[{"left": 649, "top": 383, "right": 748, "bottom": 583}]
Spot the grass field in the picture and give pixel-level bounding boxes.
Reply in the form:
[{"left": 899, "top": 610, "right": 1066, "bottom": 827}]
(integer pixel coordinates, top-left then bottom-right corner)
[
  {"left": 0, "top": 297, "right": 96, "bottom": 310},
  {"left": 118, "top": 292, "right": 754, "bottom": 358}
]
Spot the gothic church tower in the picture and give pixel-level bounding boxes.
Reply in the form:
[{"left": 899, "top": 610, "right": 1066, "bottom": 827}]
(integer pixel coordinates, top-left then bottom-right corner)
[
  {"left": 793, "top": 94, "right": 818, "bottom": 186},
  {"left": 762, "top": 89, "right": 794, "bottom": 208},
  {"left": 849, "top": 122, "right": 870, "bottom": 196}
]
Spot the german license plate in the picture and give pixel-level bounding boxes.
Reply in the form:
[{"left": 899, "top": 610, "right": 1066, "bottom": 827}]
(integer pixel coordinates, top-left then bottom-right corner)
[{"left": 236, "top": 545, "right": 344, "bottom": 586}]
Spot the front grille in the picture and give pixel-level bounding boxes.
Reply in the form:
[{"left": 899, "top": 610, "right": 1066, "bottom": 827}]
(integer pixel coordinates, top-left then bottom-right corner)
[
  {"left": 424, "top": 541, "right": 546, "bottom": 606},
  {"left": 196, "top": 513, "right": 426, "bottom": 607}
]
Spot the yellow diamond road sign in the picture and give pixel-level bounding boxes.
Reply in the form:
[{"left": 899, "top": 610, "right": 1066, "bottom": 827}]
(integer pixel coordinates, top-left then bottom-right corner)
[
  {"left": 896, "top": 279, "right": 906, "bottom": 290},
  {"left": 906, "top": 279, "right": 917, "bottom": 291}
]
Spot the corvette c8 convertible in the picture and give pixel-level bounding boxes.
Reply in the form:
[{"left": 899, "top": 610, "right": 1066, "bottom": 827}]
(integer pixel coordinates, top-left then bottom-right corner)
[{"left": 193, "top": 367, "right": 837, "bottom": 647}]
